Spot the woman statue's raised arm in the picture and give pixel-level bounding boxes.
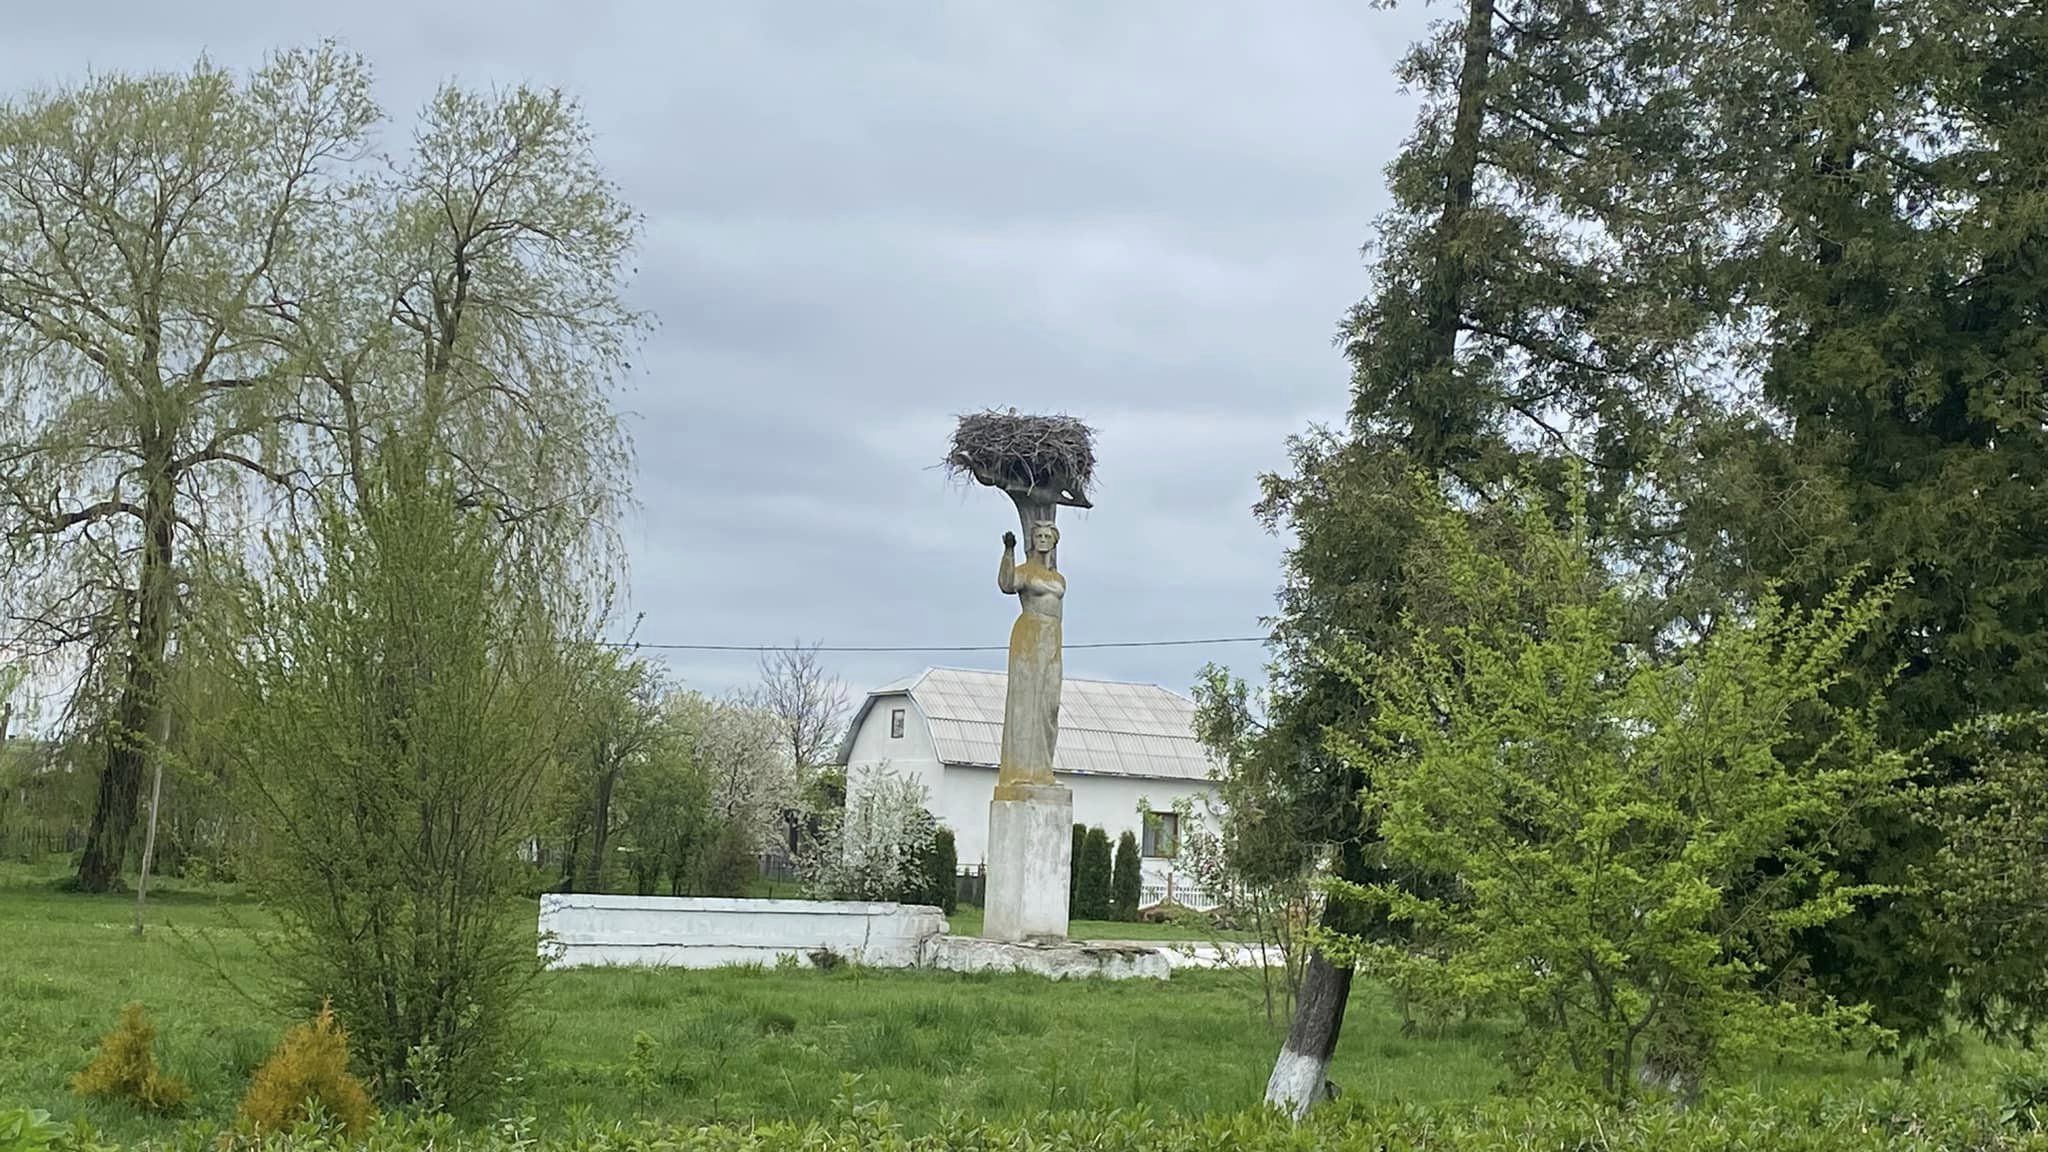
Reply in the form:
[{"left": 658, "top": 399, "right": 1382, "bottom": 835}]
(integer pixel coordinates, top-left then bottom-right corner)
[{"left": 997, "top": 531, "right": 1018, "bottom": 595}]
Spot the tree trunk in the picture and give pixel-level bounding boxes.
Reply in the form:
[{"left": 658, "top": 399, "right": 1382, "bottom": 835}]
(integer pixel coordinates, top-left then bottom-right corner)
[
  {"left": 1264, "top": 949, "right": 1355, "bottom": 1119},
  {"left": 585, "top": 757, "right": 618, "bottom": 892},
  {"left": 132, "top": 753, "right": 165, "bottom": 934},
  {"left": 76, "top": 457, "right": 177, "bottom": 894},
  {"left": 1422, "top": 0, "right": 1496, "bottom": 359},
  {"left": 1264, "top": 0, "right": 1498, "bottom": 1118}
]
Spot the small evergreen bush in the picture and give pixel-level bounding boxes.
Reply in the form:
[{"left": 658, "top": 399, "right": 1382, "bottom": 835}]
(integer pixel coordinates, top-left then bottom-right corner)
[
  {"left": 699, "top": 824, "right": 755, "bottom": 897},
  {"left": 69, "top": 1003, "right": 189, "bottom": 1114},
  {"left": 238, "top": 1002, "right": 375, "bottom": 1137},
  {"left": 1077, "top": 827, "right": 1112, "bottom": 920},
  {"left": 1069, "top": 824, "right": 1085, "bottom": 908},
  {"left": 925, "top": 827, "right": 958, "bottom": 913},
  {"left": 1111, "top": 831, "right": 1141, "bottom": 921}
]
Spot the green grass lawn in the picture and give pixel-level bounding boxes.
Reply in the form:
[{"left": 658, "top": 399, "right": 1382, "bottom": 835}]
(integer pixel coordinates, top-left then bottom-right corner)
[{"left": 0, "top": 859, "right": 1983, "bottom": 1140}]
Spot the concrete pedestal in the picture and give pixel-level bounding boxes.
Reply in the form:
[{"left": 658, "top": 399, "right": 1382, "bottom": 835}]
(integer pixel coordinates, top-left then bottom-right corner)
[{"left": 983, "top": 783, "right": 1072, "bottom": 941}]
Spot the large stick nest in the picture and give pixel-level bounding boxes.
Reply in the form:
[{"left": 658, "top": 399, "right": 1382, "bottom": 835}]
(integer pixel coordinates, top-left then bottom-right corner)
[{"left": 944, "top": 410, "right": 1097, "bottom": 505}]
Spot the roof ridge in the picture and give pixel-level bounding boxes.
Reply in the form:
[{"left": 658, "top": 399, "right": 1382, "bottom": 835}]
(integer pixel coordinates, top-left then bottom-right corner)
[{"left": 920, "top": 664, "right": 1186, "bottom": 693}]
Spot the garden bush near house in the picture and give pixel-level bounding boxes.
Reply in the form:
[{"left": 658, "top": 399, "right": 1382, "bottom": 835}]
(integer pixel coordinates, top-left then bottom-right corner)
[
  {"left": 798, "top": 765, "right": 938, "bottom": 903},
  {"left": 238, "top": 1002, "right": 375, "bottom": 1137},
  {"left": 70, "top": 1003, "right": 189, "bottom": 1115},
  {"left": 1076, "top": 827, "right": 1112, "bottom": 921},
  {"left": 1111, "top": 831, "right": 1141, "bottom": 921}
]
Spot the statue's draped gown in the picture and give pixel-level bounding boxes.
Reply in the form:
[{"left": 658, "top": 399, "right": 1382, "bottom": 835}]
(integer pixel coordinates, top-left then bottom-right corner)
[{"left": 999, "top": 559, "right": 1065, "bottom": 783}]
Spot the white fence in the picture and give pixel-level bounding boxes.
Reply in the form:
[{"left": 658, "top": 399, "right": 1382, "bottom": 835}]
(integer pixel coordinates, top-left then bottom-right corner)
[{"left": 1139, "top": 875, "right": 1220, "bottom": 913}]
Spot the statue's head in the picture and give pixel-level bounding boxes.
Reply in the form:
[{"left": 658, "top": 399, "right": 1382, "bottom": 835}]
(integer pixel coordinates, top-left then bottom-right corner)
[{"left": 1029, "top": 521, "right": 1060, "bottom": 558}]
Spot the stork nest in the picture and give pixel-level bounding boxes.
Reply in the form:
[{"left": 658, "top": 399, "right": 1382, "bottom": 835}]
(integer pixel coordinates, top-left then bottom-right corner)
[{"left": 943, "top": 410, "right": 1097, "bottom": 502}]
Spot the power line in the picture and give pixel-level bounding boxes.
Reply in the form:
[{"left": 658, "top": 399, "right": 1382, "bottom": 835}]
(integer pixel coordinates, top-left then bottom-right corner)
[{"left": 607, "top": 635, "right": 1269, "bottom": 654}]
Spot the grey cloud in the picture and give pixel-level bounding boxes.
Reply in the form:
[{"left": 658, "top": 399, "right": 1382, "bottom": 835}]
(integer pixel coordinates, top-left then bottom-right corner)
[{"left": 5, "top": 0, "right": 1431, "bottom": 701}]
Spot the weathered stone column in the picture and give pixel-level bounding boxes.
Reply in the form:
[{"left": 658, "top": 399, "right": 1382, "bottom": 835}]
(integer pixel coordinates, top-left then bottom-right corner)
[{"left": 984, "top": 781, "right": 1073, "bottom": 941}]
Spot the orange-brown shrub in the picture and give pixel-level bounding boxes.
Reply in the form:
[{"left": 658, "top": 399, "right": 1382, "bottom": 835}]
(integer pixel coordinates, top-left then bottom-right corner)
[
  {"left": 70, "top": 1002, "right": 190, "bottom": 1114},
  {"left": 237, "top": 1001, "right": 375, "bottom": 1136}
]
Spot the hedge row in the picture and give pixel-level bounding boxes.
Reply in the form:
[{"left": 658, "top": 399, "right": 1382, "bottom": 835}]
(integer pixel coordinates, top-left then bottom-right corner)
[{"left": 18, "top": 1080, "right": 2048, "bottom": 1152}]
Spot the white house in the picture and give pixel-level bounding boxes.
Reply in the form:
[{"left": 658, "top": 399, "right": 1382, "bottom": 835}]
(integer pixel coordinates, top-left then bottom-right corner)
[{"left": 835, "top": 667, "right": 1218, "bottom": 900}]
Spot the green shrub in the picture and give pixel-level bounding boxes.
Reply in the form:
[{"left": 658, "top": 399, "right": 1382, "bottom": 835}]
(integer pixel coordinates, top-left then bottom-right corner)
[
  {"left": 1320, "top": 475, "right": 1905, "bottom": 1099},
  {"left": 217, "top": 455, "right": 575, "bottom": 1109},
  {"left": 1069, "top": 824, "right": 1085, "bottom": 908},
  {"left": 698, "top": 824, "right": 755, "bottom": 898},
  {"left": 1077, "top": 827, "right": 1112, "bottom": 921},
  {"left": 2001, "top": 1056, "right": 2048, "bottom": 1132},
  {"left": 925, "top": 827, "right": 958, "bottom": 914},
  {"left": 237, "top": 1002, "right": 375, "bottom": 1137},
  {"left": 1111, "top": 831, "right": 1141, "bottom": 921},
  {"left": 0, "top": 1108, "right": 62, "bottom": 1152},
  {"left": 69, "top": 1003, "right": 189, "bottom": 1114}
]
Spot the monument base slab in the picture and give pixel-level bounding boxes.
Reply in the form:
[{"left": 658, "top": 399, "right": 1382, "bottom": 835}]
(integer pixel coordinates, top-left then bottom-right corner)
[
  {"left": 984, "top": 784, "right": 1072, "bottom": 942},
  {"left": 931, "top": 936, "right": 1168, "bottom": 980}
]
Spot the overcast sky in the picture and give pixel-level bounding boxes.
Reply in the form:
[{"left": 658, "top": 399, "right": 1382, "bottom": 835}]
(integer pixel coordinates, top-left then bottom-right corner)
[{"left": 2, "top": 2, "right": 1432, "bottom": 707}]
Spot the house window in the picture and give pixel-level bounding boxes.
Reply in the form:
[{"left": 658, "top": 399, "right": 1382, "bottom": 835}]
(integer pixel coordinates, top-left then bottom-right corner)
[
  {"left": 1141, "top": 811, "right": 1180, "bottom": 858},
  {"left": 890, "top": 708, "right": 905, "bottom": 739}
]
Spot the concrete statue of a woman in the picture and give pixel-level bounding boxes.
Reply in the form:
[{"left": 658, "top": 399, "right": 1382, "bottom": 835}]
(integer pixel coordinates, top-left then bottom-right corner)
[
  {"left": 979, "top": 511, "right": 1077, "bottom": 941},
  {"left": 996, "top": 520, "right": 1064, "bottom": 788}
]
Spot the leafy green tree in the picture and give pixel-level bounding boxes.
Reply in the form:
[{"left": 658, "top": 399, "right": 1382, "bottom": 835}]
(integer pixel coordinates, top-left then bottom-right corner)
[
  {"left": 1918, "top": 717, "right": 2048, "bottom": 1045},
  {"left": 217, "top": 447, "right": 580, "bottom": 1108},
  {"left": 1628, "top": 0, "right": 2048, "bottom": 1044},
  {"left": 0, "top": 48, "right": 379, "bottom": 892},
  {"left": 748, "top": 644, "right": 850, "bottom": 855},
  {"left": 552, "top": 652, "right": 670, "bottom": 893},
  {"left": 1243, "top": 0, "right": 1718, "bottom": 1113},
  {"left": 613, "top": 713, "right": 709, "bottom": 898},
  {"left": 1323, "top": 478, "right": 1902, "bottom": 1100},
  {"left": 1111, "top": 831, "right": 1141, "bottom": 922},
  {"left": 1077, "top": 827, "right": 1112, "bottom": 921},
  {"left": 0, "top": 50, "right": 643, "bottom": 895},
  {"left": 677, "top": 690, "right": 792, "bottom": 862}
]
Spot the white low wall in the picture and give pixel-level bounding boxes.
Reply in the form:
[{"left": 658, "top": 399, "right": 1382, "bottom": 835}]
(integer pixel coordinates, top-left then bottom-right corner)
[{"left": 539, "top": 894, "right": 948, "bottom": 970}]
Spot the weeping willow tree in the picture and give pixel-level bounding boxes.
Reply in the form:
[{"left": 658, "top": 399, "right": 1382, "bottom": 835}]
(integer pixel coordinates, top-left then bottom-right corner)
[{"left": 0, "top": 46, "right": 644, "bottom": 893}]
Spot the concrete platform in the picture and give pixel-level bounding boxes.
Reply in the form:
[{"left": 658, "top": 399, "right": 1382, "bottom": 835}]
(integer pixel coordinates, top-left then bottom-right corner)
[{"left": 930, "top": 935, "right": 1169, "bottom": 980}]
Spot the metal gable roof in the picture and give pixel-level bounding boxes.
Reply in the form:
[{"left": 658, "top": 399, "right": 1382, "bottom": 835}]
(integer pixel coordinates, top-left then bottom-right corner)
[{"left": 839, "top": 667, "right": 1217, "bottom": 782}]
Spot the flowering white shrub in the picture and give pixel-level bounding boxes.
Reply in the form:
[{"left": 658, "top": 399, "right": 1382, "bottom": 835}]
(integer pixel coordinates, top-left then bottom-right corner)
[{"left": 798, "top": 765, "right": 936, "bottom": 902}]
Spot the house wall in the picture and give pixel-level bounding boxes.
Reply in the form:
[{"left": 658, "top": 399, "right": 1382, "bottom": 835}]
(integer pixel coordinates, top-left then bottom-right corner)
[
  {"left": 842, "top": 692, "right": 943, "bottom": 797},
  {"left": 842, "top": 690, "right": 1219, "bottom": 890},
  {"left": 939, "top": 762, "right": 1215, "bottom": 879}
]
